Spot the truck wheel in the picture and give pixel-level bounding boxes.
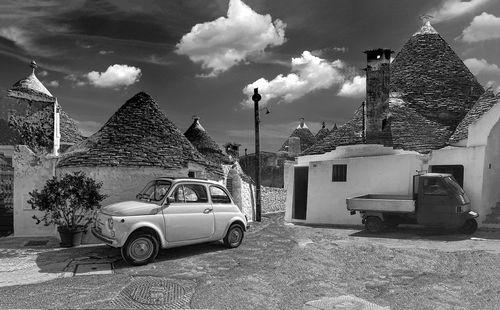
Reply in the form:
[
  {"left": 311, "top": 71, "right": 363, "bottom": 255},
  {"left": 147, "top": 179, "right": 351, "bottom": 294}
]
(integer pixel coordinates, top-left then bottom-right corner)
[
  {"left": 365, "top": 217, "right": 383, "bottom": 233},
  {"left": 460, "top": 218, "right": 478, "bottom": 235},
  {"left": 121, "top": 233, "right": 159, "bottom": 266},
  {"left": 223, "top": 224, "right": 244, "bottom": 248}
]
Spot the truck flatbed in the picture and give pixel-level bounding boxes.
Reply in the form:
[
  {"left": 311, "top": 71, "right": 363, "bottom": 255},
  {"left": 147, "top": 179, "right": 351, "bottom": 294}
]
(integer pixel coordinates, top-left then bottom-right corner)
[{"left": 346, "top": 194, "right": 415, "bottom": 213}]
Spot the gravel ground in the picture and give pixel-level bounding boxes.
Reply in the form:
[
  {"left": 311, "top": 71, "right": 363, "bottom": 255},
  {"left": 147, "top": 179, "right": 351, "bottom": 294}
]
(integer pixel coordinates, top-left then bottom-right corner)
[{"left": 1, "top": 213, "right": 500, "bottom": 309}]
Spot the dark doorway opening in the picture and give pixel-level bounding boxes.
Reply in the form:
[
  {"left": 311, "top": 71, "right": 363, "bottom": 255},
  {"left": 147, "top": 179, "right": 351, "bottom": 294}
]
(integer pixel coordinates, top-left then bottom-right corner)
[
  {"left": 292, "top": 166, "right": 309, "bottom": 220},
  {"left": 429, "top": 165, "right": 464, "bottom": 188},
  {"left": 0, "top": 154, "right": 13, "bottom": 237}
]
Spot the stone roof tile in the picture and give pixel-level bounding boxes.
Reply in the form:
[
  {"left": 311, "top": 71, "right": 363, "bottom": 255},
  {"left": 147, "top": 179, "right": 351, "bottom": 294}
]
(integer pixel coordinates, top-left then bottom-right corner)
[{"left": 449, "top": 89, "right": 500, "bottom": 144}]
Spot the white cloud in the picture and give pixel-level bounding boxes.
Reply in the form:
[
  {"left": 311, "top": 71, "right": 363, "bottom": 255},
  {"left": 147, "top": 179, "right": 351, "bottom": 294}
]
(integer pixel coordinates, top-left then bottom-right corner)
[
  {"left": 38, "top": 70, "right": 48, "bottom": 77},
  {"left": 45, "top": 80, "right": 59, "bottom": 87},
  {"left": 428, "top": 0, "right": 491, "bottom": 23},
  {"left": 175, "top": 0, "right": 286, "bottom": 77},
  {"left": 461, "top": 12, "right": 500, "bottom": 43},
  {"left": 74, "top": 120, "right": 102, "bottom": 137},
  {"left": 98, "top": 50, "right": 114, "bottom": 55},
  {"left": 464, "top": 58, "right": 500, "bottom": 75},
  {"left": 242, "top": 51, "right": 351, "bottom": 106},
  {"left": 0, "top": 26, "right": 31, "bottom": 49},
  {"left": 465, "top": 58, "right": 500, "bottom": 91},
  {"left": 337, "top": 76, "right": 366, "bottom": 98},
  {"left": 86, "top": 64, "right": 141, "bottom": 88}
]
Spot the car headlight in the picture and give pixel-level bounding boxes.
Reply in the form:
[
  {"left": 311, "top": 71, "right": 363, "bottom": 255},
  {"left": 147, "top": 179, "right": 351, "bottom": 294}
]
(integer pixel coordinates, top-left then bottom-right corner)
[{"left": 107, "top": 218, "right": 114, "bottom": 230}]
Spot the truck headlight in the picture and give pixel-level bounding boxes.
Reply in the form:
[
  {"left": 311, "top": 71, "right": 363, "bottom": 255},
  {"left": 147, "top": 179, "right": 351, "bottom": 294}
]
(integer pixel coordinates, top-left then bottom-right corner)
[{"left": 107, "top": 218, "right": 114, "bottom": 230}]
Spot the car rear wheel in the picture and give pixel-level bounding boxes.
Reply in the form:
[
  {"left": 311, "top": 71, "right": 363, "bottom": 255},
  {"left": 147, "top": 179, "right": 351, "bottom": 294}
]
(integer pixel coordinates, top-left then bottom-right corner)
[
  {"left": 365, "top": 216, "right": 383, "bottom": 233},
  {"left": 460, "top": 218, "right": 478, "bottom": 235},
  {"left": 223, "top": 224, "right": 244, "bottom": 248},
  {"left": 121, "top": 233, "right": 159, "bottom": 266}
]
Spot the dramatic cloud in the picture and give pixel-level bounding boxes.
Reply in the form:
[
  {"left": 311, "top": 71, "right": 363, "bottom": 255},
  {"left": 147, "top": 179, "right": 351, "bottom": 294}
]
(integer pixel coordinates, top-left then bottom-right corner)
[
  {"left": 0, "top": 27, "right": 32, "bottom": 50},
  {"left": 428, "top": 0, "right": 491, "bottom": 23},
  {"left": 465, "top": 58, "right": 500, "bottom": 92},
  {"left": 337, "top": 76, "right": 366, "bottom": 98},
  {"left": 242, "top": 51, "right": 356, "bottom": 106},
  {"left": 176, "top": 0, "right": 286, "bottom": 77},
  {"left": 464, "top": 58, "right": 500, "bottom": 75},
  {"left": 86, "top": 64, "right": 141, "bottom": 88},
  {"left": 45, "top": 80, "right": 60, "bottom": 87},
  {"left": 461, "top": 12, "right": 500, "bottom": 43}
]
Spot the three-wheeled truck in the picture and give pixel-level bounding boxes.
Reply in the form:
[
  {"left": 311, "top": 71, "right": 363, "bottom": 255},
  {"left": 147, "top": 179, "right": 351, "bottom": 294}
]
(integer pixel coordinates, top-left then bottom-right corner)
[{"left": 346, "top": 173, "right": 479, "bottom": 234}]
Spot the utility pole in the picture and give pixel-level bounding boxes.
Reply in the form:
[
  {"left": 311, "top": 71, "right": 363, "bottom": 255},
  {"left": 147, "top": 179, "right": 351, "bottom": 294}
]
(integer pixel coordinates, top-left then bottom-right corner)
[{"left": 252, "top": 88, "right": 262, "bottom": 222}]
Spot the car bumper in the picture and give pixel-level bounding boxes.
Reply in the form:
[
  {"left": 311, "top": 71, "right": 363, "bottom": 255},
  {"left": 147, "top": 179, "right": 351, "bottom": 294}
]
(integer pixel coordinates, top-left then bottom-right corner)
[{"left": 91, "top": 227, "right": 118, "bottom": 247}]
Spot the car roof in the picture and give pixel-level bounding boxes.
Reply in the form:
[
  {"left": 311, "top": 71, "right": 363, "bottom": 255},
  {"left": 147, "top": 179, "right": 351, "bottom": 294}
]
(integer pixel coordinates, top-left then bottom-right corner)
[{"left": 154, "top": 177, "right": 222, "bottom": 185}]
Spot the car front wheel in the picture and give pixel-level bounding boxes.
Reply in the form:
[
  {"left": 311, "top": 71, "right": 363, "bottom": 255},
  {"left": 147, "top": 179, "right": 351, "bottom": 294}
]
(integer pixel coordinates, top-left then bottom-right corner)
[
  {"left": 460, "top": 218, "right": 478, "bottom": 235},
  {"left": 121, "top": 233, "right": 159, "bottom": 266},
  {"left": 223, "top": 224, "right": 244, "bottom": 248}
]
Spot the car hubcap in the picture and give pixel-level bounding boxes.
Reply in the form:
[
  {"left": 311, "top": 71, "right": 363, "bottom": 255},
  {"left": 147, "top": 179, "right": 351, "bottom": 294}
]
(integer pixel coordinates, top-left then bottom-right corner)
[
  {"left": 229, "top": 229, "right": 241, "bottom": 245},
  {"left": 130, "top": 238, "right": 153, "bottom": 261}
]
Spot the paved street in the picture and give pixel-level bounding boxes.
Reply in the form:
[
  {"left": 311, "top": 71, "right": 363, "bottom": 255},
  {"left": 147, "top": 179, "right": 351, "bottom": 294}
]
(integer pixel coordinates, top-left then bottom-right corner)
[{"left": 1, "top": 213, "right": 500, "bottom": 309}]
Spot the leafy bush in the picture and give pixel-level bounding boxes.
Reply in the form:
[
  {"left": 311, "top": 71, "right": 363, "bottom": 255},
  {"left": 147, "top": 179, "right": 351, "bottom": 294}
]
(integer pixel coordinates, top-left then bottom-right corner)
[{"left": 28, "top": 171, "right": 107, "bottom": 231}]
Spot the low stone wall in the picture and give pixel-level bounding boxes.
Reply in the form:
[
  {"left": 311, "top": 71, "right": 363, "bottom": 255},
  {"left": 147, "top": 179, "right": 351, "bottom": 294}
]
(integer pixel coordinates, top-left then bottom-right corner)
[{"left": 261, "top": 186, "right": 286, "bottom": 214}]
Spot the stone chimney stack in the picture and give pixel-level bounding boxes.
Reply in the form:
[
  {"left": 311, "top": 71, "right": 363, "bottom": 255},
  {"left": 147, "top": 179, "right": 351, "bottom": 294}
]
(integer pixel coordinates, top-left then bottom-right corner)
[{"left": 364, "top": 48, "right": 393, "bottom": 145}]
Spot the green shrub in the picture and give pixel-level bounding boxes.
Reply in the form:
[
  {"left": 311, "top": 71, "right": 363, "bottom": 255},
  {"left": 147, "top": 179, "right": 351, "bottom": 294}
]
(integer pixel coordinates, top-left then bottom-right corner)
[{"left": 28, "top": 171, "right": 107, "bottom": 231}]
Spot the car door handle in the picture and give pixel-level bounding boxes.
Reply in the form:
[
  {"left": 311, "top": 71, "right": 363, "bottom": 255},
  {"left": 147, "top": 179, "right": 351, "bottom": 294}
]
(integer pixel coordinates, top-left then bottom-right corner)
[{"left": 203, "top": 208, "right": 213, "bottom": 214}]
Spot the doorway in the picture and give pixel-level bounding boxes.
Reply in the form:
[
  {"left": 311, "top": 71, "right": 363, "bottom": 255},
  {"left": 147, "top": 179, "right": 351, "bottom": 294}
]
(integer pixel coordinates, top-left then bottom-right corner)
[
  {"left": 292, "top": 166, "right": 308, "bottom": 220},
  {"left": 429, "top": 165, "right": 464, "bottom": 187},
  {"left": 0, "top": 154, "right": 13, "bottom": 236}
]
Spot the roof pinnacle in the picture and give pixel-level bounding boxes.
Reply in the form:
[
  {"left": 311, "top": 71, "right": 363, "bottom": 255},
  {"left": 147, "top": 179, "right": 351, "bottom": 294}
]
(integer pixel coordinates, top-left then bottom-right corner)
[
  {"left": 30, "top": 60, "right": 38, "bottom": 74},
  {"left": 414, "top": 15, "right": 438, "bottom": 35}
]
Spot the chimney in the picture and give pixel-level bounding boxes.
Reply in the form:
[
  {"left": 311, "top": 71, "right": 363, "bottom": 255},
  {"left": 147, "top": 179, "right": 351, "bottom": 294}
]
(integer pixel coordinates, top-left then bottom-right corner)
[
  {"left": 288, "top": 137, "right": 301, "bottom": 157},
  {"left": 364, "top": 48, "right": 393, "bottom": 145}
]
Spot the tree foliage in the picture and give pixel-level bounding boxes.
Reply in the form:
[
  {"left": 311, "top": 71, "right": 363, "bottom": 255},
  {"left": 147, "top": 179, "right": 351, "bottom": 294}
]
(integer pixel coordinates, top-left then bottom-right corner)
[{"left": 28, "top": 171, "right": 107, "bottom": 231}]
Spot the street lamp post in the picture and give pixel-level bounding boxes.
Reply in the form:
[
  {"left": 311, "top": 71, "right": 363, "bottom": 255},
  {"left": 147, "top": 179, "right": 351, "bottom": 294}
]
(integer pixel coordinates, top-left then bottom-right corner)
[{"left": 252, "top": 88, "right": 262, "bottom": 222}]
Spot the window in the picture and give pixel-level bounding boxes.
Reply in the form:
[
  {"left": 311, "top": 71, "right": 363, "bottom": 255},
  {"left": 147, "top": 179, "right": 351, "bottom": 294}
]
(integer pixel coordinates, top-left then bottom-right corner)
[
  {"left": 172, "top": 184, "right": 208, "bottom": 203},
  {"left": 332, "top": 164, "right": 347, "bottom": 182},
  {"left": 210, "top": 186, "right": 231, "bottom": 204},
  {"left": 423, "top": 178, "right": 448, "bottom": 196},
  {"left": 137, "top": 180, "right": 171, "bottom": 202}
]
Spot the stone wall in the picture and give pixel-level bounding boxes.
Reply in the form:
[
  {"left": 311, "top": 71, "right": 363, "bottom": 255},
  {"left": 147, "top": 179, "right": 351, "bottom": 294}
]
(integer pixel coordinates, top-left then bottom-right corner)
[
  {"left": 13, "top": 145, "right": 58, "bottom": 237},
  {"left": 261, "top": 186, "right": 286, "bottom": 214}
]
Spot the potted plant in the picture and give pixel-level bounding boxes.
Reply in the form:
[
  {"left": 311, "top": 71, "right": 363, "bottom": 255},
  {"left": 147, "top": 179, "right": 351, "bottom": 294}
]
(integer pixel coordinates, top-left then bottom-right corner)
[{"left": 28, "top": 171, "right": 107, "bottom": 247}]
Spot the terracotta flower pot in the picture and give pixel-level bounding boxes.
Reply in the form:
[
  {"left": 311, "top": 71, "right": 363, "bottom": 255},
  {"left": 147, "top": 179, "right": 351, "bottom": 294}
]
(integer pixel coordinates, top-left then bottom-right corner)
[{"left": 57, "top": 226, "right": 85, "bottom": 247}]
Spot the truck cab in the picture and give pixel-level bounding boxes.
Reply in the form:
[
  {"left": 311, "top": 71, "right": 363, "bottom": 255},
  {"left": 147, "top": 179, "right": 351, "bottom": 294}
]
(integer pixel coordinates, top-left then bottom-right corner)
[
  {"left": 413, "top": 173, "right": 473, "bottom": 229},
  {"left": 347, "top": 173, "right": 479, "bottom": 234}
]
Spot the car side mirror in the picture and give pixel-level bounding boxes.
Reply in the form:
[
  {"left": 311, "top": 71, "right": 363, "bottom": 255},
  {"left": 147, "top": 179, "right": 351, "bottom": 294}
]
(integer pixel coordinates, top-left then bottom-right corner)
[{"left": 166, "top": 196, "right": 175, "bottom": 205}]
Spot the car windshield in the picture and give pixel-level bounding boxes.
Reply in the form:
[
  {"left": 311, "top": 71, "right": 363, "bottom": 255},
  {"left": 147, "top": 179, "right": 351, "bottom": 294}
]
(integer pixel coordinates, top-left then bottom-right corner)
[
  {"left": 137, "top": 181, "right": 171, "bottom": 202},
  {"left": 444, "top": 177, "right": 470, "bottom": 203}
]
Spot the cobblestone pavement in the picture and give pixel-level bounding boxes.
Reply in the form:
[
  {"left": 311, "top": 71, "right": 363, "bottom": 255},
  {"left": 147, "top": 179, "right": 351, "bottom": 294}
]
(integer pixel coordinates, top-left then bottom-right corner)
[{"left": 1, "top": 213, "right": 500, "bottom": 309}]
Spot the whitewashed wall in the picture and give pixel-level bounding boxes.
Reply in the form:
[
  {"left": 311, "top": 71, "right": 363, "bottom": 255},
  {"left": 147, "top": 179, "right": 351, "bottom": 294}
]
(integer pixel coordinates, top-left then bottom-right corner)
[{"left": 13, "top": 146, "right": 58, "bottom": 237}]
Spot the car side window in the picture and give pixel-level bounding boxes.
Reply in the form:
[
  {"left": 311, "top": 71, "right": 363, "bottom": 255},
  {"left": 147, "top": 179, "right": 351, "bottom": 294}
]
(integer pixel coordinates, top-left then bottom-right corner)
[
  {"left": 172, "top": 184, "right": 208, "bottom": 203},
  {"left": 210, "top": 186, "right": 231, "bottom": 204}
]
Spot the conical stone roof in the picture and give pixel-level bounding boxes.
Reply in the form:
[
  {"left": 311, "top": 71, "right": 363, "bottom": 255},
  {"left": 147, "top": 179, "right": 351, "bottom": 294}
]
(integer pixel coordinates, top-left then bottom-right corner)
[
  {"left": 184, "top": 117, "right": 231, "bottom": 165},
  {"left": 302, "top": 21, "right": 486, "bottom": 156},
  {"left": 8, "top": 61, "right": 55, "bottom": 103},
  {"left": 57, "top": 92, "right": 223, "bottom": 177},
  {"left": 279, "top": 120, "right": 317, "bottom": 152},
  {"left": 449, "top": 89, "right": 500, "bottom": 144},
  {"left": 390, "top": 21, "right": 484, "bottom": 129},
  {"left": 315, "top": 122, "right": 330, "bottom": 142}
]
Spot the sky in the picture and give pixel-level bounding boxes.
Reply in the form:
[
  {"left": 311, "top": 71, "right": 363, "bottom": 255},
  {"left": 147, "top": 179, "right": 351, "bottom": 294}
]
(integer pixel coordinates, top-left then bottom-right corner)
[{"left": 1, "top": 0, "right": 500, "bottom": 153}]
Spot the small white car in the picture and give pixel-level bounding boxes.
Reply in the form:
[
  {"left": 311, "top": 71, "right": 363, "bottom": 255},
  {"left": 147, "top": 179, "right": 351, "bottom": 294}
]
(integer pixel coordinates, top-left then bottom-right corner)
[{"left": 92, "top": 177, "right": 249, "bottom": 265}]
